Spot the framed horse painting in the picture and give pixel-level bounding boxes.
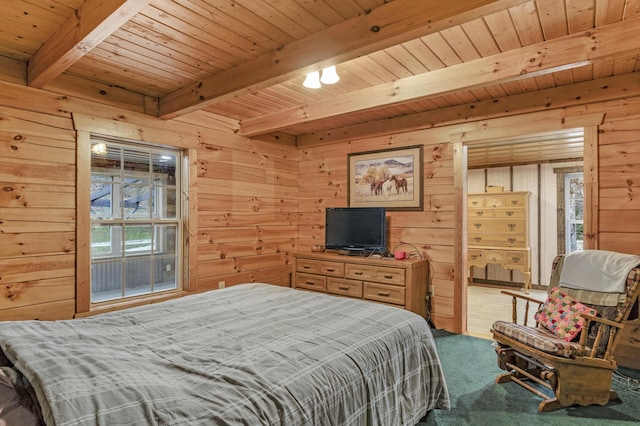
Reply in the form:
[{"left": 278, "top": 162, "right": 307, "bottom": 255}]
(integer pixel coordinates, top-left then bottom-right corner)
[{"left": 348, "top": 145, "right": 423, "bottom": 211}]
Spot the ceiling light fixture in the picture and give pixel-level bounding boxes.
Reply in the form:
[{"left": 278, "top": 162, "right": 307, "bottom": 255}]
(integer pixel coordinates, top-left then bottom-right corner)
[
  {"left": 303, "top": 71, "right": 321, "bottom": 89},
  {"left": 320, "top": 65, "right": 339, "bottom": 85},
  {"left": 303, "top": 66, "right": 339, "bottom": 89}
]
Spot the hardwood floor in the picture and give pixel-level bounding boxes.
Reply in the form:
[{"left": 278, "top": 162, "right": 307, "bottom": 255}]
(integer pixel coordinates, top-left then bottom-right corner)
[{"left": 466, "top": 284, "right": 548, "bottom": 340}]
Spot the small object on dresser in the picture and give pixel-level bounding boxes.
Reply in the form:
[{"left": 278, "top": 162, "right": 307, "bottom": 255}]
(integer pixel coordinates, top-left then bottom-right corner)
[
  {"left": 486, "top": 186, "right": 504, "bottom": 193},
  {"left": 394, "top": 251, "right": 406, "bottom": 260},
  {"left": 311, "top": 244, "right": 325, "bottom": 252}
]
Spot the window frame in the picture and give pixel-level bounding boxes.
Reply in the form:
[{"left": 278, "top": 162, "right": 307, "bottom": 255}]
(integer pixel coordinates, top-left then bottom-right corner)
[
  {"left": 89, "top": 138, "right": 182, "bottom": 303},
  {"left": 76, "top": 127, "right": 197, "bottom": 316}
]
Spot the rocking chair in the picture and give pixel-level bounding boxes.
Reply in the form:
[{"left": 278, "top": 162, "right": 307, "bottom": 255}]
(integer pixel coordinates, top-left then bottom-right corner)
[{"left": 491, "top": 250, "right": 640, "bottom": 412}]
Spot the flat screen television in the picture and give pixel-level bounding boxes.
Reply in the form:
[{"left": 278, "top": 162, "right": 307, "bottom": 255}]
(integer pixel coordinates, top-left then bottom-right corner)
[{"left": 324, "top": 207, "right": 387, "bottom": 254}]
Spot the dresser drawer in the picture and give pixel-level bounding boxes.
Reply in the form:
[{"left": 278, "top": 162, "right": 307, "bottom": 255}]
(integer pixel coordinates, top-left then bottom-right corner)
[
  {"left": 493, "top": 208, "right": 525, "bottom": 218},
  {"left": 468, "top": 233, "right": 527, "bottom": 247},
  {"left": 344, "top": 264, "right": 405, "bottom": 286},
  {"left": 327, "top": 278, "right": 363, "bottom": 298},
  {"left": 468, "top": 196, "right": 485, "bottom": 208},
  {"left": 468, "top": 249, "right": 484, "bottom": 264},
  {"left": 505, "top": 251, "right": 528, "bottom": 267},
  {"left": 364, "top": 282, "right": 405, "bottom": 306},
  {"left": 483, "top": 250, "right": 506, "bottom": 264},
  {"left": 468, "top": 219, "right": 526, "bottom": 234},
  {"left": 504, "top": 195, "right": 528, "bottom": 208},
  {"left": 296, "top": 258, "right": 343, "bottom": 277},
  {"left": 468, "top": 209, "right": 494, "bottom": 218},
  {"left": 295, "top": 273, "right": 327, "bottom": 291},
  {"left": 484, "top": 196, "right": 507, "bottom": 207}
]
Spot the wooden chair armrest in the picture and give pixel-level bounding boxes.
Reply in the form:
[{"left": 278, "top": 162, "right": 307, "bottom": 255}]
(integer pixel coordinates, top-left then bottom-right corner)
[
  {"left": 499, "top": 290, "right": 545, "bottom": 325},
  {"left": 500, "top": 290, "right": 546, "bottom": 305},
  {"left": 577, "top": 314, "right": 626, "bottom": 359},
  {"left": 580, "top": 313, "right": 624, "bottom": 329}
]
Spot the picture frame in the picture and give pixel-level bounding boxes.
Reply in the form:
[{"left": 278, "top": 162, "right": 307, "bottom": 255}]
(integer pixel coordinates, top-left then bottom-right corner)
[{"left": 348, "top": 145, "right": 424, "bottom": 211}]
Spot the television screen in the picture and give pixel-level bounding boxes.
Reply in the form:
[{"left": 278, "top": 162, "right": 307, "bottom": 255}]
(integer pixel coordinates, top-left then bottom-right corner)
[{"left": 324, "top": 207, "right": 387, "bottom": 254}]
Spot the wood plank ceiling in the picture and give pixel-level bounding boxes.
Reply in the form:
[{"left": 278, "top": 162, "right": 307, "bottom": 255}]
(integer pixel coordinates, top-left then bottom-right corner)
[{"left": 1, "top": 0, "right": 640, "bottom": 167}]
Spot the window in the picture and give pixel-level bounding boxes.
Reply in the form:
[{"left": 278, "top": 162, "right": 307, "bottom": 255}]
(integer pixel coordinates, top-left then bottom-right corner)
[
  {"left": 564, "top": 172, "right": 584, "bottom": 253},
  {"left": 90, "top": 138, "right": 182, "bottom": 303}
]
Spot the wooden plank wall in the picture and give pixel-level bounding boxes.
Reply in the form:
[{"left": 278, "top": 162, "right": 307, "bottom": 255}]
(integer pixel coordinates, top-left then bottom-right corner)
[
  {"left": 591, "top": 101, "right": 640, "bottom": 367},
  {"left": 1, "top": 77, "right": 640, "bottom": 363},
  {"left": 195, "top": 135, "right": 298, "bottom": 290},
  {"left": 298, "top": 131, "right": 458, "bottom": 330},
  {"left": 0, "top": 80, "right": 296, "bottom": 320},
  {"left": 598, "top": 104, "right": 640, "bottom": 251},
  {"left": 0, "top": 106, "right": 77, "bottom": 320}
]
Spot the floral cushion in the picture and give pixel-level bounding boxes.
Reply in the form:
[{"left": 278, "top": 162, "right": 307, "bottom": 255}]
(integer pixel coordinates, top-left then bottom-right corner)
[{"left": 534, "top": 287, "right": 598, "bottom": 341}]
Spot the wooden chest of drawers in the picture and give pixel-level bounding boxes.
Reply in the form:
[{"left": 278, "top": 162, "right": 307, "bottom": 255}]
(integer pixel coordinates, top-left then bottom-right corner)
[
  {"left": 468, "top": 191, "right": 532, "bottom": 292},
  {"left": 293, "top": 252, "right": 428, "bottom": 317}
]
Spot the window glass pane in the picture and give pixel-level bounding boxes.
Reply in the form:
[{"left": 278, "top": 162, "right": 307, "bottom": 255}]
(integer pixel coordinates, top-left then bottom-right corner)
[
  {"left": 154, "top": 257, "right": 177, "bottom": 292},
  {"left": 123, "top": 183, "right": 151, "bottom": 219},
  {"left": 152, "top": 153, "right": 177, "bottom": 184},
  {"left": 91, "top": 224, "right": 110, "bottom": 256},
  {"left": 569, "top": 223, "right": 584, "bottom": 252},
  {"left": 123, "top": 148, "right": 150, "bottom": 179},
  {"left": 154, "top": 187, "right": 177, "bottom": 219},
  {"left": 124, "top": 258, "right": 152, "bottom": 297},
  {"left": 91, "top": 259, "right": 123, "bottom": 303},
  {"left": 90, "top": 178, "right": 115, "bottom": 220},
  {"left": 91, "top": 144, "right": 121, "bottom": 173},
  {"left": 125, "top": 224, "right": 152, "bottom": 255},
  {"left": 155, "top": 224, "right": 177, "bottom": 255}
]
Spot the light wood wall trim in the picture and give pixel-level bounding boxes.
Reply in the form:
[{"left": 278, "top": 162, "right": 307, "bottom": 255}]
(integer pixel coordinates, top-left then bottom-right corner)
[
  {"left": 448, "top": 113, "right": 603, "bottom": 332},
  {"left": 75, "top": 129, "right": 91, "bottom": 314},
  {"left": 583, "top": 125, "right": 599, "bottom": 249},
  {"left": 72, "top": 113, "right": 199, "bottom": 149},
  {"left": 453, "top": 111, "right": 604, "bottom": 146},
  {"left": 185, "top": 148, "right": 198, "bottom": 292},
  {"left": 452, "top": 139, "right": 467, "bottom": 334}
]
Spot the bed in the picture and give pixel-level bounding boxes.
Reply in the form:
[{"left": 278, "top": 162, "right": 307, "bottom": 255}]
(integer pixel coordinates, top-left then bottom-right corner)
[{"left": 0, "top": 283, "right": 450, "bottom": 425}]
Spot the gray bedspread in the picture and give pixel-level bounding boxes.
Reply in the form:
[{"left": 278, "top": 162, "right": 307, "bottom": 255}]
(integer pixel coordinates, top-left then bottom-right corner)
[{"left": 0, "top": 284, "right": 449, "bottom": 425}]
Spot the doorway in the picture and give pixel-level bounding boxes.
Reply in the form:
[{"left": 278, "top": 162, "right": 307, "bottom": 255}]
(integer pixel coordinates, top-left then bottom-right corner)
[{"left": 463, "top": 129, "right": 585, "bottom": 337}]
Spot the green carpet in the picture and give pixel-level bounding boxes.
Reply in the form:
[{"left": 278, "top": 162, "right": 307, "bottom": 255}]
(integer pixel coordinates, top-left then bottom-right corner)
[{"left": 418, "top": 330, "right": 640, "bottom": 425}]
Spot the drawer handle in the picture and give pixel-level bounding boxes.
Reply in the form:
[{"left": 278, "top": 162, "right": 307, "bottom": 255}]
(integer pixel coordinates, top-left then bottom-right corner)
[
  {"left": 511, "top": 200, "right": 519, "bottom": 205},
  {"left": 508, "top": 224, "right": 516, "bottom": 230},
  {"left": 475, "top": 211, "right": 483, "bottom": 216},
  {"left": 506, "top": 211, "right": 514, "bottom": 216},
  {"left": 471, "top": 201, "right": 479, "bottom": 206},
  {"left": 474, "top": 223, "right": 482, "bottom": 229},
  {"left": 303, "top": 265, "right": 310, "bottom": 269},
  {"left": 383, "top": 274, "right": 393, "bottom": 279},
  {"left": 326, "top": 268, "right": 335, "bottom": 272},
  {"left": 305, "top": 280, "right": 316, "bottom": 285},
  {"left": 511, "top": 257, "right": 521, "bottom": 262},
  {"left": 474, "top": 237, "right": 482, "bottom": 242},
  {"left": 470, "top": 255, "right": 479, "bottom": 260},
  {"left": 377, "top": 291, "right": 390, "bottom": 297},
  {"left": 508, "top": 237, "right": 516, "bottom": 243},
  {"left": 338, "top": 285, "right": 349, "bottom": 291},
  {"left": 354, "top": 271, "right": 363, "bottom": 276}
]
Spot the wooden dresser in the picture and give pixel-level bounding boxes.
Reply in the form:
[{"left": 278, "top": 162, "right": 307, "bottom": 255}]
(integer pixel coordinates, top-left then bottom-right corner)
[
  {"left": 468, "top": 191, "right": 532, "bottom": 292},
  {"left": 292, "top": 252, "right": 428, "bottom": 318}
]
